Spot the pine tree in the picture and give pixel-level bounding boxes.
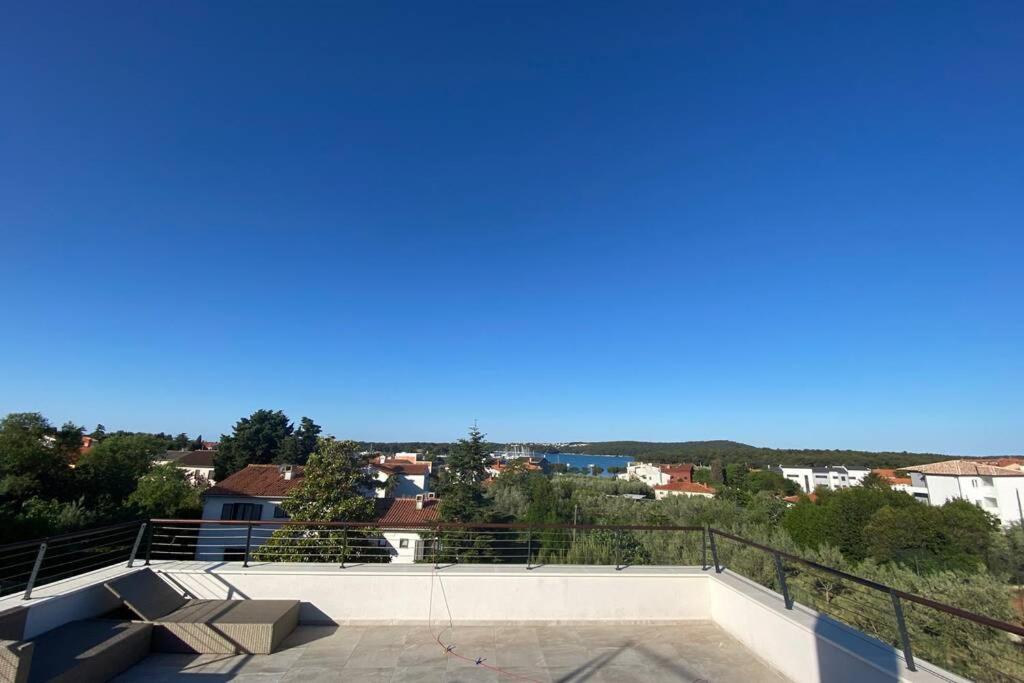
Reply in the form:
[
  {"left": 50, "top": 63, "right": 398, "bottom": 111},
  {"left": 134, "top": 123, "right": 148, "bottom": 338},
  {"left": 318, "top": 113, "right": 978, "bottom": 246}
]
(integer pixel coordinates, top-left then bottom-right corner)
[{"left": 438, "top": 424, "right": 488, "bottom": 522}]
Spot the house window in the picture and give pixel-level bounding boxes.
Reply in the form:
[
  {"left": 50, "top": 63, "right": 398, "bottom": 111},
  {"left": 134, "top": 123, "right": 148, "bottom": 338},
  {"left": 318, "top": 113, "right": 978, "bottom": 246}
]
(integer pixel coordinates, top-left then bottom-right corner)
[
  {"left": 971, "top": 480, "right": 979, "bottom": 488},
  {"left": 220, "top": 503, "right": 263, "bottom": 521},
  {"left": 399, "top": 539, "right": 410, "bottom": 549},
  {"left": 273, "top": 506, "right": 289, "bottom": 519}
]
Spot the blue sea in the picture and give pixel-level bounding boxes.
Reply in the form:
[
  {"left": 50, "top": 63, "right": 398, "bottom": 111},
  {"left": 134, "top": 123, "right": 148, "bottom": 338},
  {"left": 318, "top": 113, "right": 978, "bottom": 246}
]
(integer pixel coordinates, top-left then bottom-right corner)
[{"left": 545, "top": 453, "right": 634, "bottom": 477}]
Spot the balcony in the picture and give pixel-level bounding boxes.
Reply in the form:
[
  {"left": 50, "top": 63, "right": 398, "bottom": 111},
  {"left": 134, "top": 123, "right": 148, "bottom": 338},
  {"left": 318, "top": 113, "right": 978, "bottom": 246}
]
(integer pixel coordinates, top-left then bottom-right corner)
[{"left": 2, "top": 520, "right": 1021, "bottom": 682}]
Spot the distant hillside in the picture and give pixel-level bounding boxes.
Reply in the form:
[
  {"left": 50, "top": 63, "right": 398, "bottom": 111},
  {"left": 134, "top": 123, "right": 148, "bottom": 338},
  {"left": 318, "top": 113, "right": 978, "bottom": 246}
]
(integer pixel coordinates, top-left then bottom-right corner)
[
  {"left": 552, "top": 440, "right": 954, "bottom": 469},
  {"left": 358, "top": 438, "right": 963, "bottom": 469}
]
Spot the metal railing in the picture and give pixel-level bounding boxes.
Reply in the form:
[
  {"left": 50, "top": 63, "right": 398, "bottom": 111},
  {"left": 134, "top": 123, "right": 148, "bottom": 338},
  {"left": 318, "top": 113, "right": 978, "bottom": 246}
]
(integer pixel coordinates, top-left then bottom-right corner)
[
  {"left": 0, "top": 520, "right": 147, "bottom": 598},
  {"left": 708, "top": 528, "right": 1024, "bottom": 682}
]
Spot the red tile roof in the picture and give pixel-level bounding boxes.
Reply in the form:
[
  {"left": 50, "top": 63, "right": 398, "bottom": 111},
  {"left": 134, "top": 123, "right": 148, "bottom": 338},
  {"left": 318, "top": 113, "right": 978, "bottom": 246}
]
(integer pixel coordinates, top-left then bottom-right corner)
[
  {"left": 175, "top": 450, "right": 216, "bottom": 467},
  {"left": 373, "top": 497, "right": 440, "bottom": 525},
  {"left": 654, "top": 481, "right": 715, "bottom": 495},
  {"left": 784, "top": 493, "right": 818, "bottom": 504},
  {"left": 871, "top": 468, "right": 912, "bottom": 486},
  {"left": 371, "top": 461, "right": 432, "bottom": 476},
  {"left": 205, "top": 464, "right": 305, "bottom": 497},
  {"left": 659, "top": 464, "right": 695, "bottom": 475}
]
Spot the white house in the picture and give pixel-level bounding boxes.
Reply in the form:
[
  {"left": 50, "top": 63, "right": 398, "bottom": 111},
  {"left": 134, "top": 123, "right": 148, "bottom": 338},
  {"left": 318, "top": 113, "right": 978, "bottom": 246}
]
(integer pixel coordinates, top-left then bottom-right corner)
[
  {"left": 904, "top": 460, "right": 1024, "bottom": 527},
  {"left": 769, "top": 465, "right": 870, "bottom": 493},
  {"left": 198, "top": 464, "right": 440, "bottom": 562},
  {"left": 369, "top": 456, "right": 431, "bottom": 498},
  {"left": 156, "top": 450, "right": 216, "bottom": 485},
  {"left": 617, "top": 462, "right": 695, "bottom": 487},
  {"left": 653, "top": 482, "right": 716, "bottom": 500}
]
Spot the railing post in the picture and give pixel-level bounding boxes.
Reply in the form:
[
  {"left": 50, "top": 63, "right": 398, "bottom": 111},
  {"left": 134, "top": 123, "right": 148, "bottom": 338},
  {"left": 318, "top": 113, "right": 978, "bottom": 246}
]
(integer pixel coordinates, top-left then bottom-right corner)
[
  {"left": 890, "top": 590, "right": 917, "bottom": 671},
  {"left": 243, "top": 524, "right": 253, "bottom": 568},
  {"left": 526, "top": 527, "right": 533, "bottom": 570},
  {"left": 773, "top": 552, "right": 792, "bottom": 609},
  {"left": 341, "top": 527, "right": 348, "bottom": 569},
  {"left": 144, "top": 522, "right": 154, "bottom": 565},
  {"left": 708, "top": 528, "right": 722, "bottom": 573},
  {"left": 127, "top": 522, "right": 147, "bottom": 568},
  {"left": 23, "top": 542, "right": 47, "bottom": 600},
  {"left": 614, "top": 530, "right": 622, "bottom": 571},
  {"left": 433, "top": 526, "right": 440, "bottom": 570},
  {"left": 701, "top": 526, "right": 708, "bottom": 570}
]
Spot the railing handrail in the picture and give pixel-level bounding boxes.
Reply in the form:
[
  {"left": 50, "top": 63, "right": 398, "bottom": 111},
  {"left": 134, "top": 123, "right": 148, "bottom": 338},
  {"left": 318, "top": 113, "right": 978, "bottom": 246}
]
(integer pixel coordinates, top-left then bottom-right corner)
[
  {"left": 0, "top": 520, "right": 143, "bottom": 553},
  {"left": 149, "top": 518, "right": 704, "bottom": 532}
]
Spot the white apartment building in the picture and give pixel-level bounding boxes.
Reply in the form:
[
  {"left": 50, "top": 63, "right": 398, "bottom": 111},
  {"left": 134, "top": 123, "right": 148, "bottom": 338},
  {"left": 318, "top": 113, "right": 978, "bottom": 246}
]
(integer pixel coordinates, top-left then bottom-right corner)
[
  {"left": 770, "top": 465, "right": 870, "bottom": 493},
  {"left": 904, "top": 460, "right": 1024, "bottom": 527}
]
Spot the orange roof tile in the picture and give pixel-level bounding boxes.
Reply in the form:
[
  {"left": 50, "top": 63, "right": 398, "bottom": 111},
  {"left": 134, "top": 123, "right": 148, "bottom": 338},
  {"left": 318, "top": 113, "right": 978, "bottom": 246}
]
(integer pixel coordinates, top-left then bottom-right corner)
[
  {"left": 784, "top": 493, "right": 818, "bottom": 504},
  {"left": 654, "top": 481, "right": 715, "bottom": 495},
  {"left": 205, "top": 464, "right": 304, "bottom": 497},
  {"left": 371, "top": 461, "right": 432, "bottom": 476},
  {"left": 871, "top": 468, "right": 912, "bottom": 486},
  {"left": 372, "top": 497, "right": 440, "bottom": 525}
]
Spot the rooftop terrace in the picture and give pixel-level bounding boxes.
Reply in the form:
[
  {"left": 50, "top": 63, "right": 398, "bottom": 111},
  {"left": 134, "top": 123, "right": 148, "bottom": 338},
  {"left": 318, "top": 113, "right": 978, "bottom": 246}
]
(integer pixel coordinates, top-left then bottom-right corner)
[{"left": 2, "top": 519, "right": 1020, "bottom": 682}]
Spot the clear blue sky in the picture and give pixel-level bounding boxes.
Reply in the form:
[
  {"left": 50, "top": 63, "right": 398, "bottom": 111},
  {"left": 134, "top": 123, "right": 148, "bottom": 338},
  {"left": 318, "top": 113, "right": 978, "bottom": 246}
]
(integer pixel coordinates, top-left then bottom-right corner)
[{"left": 2, "top": 2, "right": 1022, "bottom": 454}]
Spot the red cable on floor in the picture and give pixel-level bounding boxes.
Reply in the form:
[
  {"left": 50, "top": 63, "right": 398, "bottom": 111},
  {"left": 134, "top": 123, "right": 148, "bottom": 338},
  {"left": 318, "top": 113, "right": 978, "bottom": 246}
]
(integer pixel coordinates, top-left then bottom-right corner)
[{"left": 428, "top": 562, "right": 544, "bottom": 683}]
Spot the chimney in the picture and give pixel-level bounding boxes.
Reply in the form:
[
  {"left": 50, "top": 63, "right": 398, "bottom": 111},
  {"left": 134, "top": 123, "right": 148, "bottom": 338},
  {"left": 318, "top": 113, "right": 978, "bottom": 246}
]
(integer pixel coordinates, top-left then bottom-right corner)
[
  {"left": 379, "top": 455, "right": 386, "bottom": 464},
  {"left": 415, "top": 494, "right": 424, "bottom": 510},
  {"left": 281, "top": 464, "right": 293, "bottom": 481}
]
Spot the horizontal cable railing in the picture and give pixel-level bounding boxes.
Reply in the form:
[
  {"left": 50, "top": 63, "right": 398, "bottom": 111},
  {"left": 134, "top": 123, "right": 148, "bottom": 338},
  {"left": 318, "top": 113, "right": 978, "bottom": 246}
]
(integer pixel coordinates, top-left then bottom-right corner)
[{"left": 0, "top": 520, "right": 147, "bottom": 598}]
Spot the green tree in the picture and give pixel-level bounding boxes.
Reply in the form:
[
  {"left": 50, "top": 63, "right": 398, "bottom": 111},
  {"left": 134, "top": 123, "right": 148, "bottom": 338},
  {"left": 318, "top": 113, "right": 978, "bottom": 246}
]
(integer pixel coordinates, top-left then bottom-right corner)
[
  {"left": 254, "top": 438, "right": 380, "bottom": 563},
  {"left": 438, "top": 425, "right": 488, "bottom": 522},
  {"left": 710, "top": 458, "right": 724, "bottom": 484},
  {"left": 189, "top": 434, "right": 204, "bottom": 451},
  {"left": 743, "top": 470, "right": 798, "bottom": 495},
  {"left": 859, "top": 471, "right": 890, "bottom": 489},
  {"left": 129, "top": 464, "right": 204, "bottom": 518},
  {"left": 0, "top": 413, "right": 74, "bottom": 506},
  {"left": 274, "top": 416, "right": 322, "bottom": 466},
  {"left": 784, "top": 485, "right": 918, "bottom": 561},
  {"left": 89, "top": 423, "right": 107, "bottom": 440},
  {"left": 76, "top": 434, "right": 164, "bottom": 510},
  {"left": 215, "top": 409, "right": 295, "bottom": 480}
]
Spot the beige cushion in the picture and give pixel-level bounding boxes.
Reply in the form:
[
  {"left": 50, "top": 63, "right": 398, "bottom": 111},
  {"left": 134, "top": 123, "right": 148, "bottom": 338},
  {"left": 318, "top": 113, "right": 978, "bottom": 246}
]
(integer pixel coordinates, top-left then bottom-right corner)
[{"left": 104, "top": 569, "right": 187, "bottom": 621}]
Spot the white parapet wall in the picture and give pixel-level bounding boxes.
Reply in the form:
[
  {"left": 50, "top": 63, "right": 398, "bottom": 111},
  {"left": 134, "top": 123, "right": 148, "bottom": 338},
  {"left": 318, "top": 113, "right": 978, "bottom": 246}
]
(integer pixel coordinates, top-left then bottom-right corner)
[{"left": 157, "top": 562, "right": 712, "bottom": 624}]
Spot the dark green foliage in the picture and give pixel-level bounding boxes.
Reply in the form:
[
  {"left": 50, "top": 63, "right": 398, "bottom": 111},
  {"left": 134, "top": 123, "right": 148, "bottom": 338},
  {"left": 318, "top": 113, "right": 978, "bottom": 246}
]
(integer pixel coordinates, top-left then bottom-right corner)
[
  {"left": 215, "top": 409, "right": 320, "bottom": 479},
  {"left": 710, "top": 458, "right": 724, "bottom": 483},
  {"left": 128, "top": 464, "right": 204, "bottom": 518},
  {"left": 76, "top": 434, "right": 165, "bottom": 510},
  {"left": 864, "top": 499, "right": 1000, "bottom": 572},
  {"left": 785, "top": 486, "right": 934, "bottom": 563},
  {"left": 744, "top": 470, "right": 799, "bottom": 495},
  {"left": 0, "top": 413, "right": 210, "bottom": 544},
  {"left": 254, "top": 438, "right": 383, "bottom": 563},
  {"left": 0, "top": 413, "right": 74, "bottom": 507},
  {"left": 438, "top": 425, "right": 488, "bottom": 522}
]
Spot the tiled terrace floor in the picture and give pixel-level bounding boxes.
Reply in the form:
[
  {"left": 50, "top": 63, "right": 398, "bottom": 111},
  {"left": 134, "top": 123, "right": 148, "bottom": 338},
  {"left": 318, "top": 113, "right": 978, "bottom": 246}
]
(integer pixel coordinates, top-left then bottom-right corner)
[{"left": 113, "top": 622, "right": 789, "bottom": 682}]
